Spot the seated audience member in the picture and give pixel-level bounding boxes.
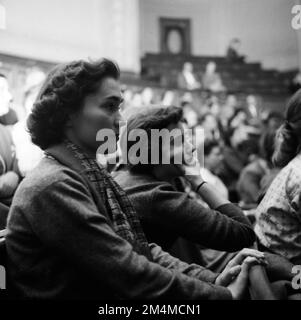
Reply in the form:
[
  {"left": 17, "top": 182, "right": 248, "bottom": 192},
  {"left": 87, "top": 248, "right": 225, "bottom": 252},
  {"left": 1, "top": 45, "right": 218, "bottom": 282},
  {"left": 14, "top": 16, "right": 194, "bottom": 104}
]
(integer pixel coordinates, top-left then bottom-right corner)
[
  {"left": 201, "top": 140, "right": 228, "bottom": 200},
  {"left": 226, "top": 38, "right": 245, "bottom": 63},
  {"left": 131, "top": 91, "right": 143, "bottom": 107},
  {"left": 0, "top": 73, "right": 18, "bottom": 126},
  {"left": 162, "top": 90, "right": 176, "bottom": 107},
  {"left": 199, "top": 113, "right": 220, "bottom": 141},
  {"left": 141, "top": 87, "right": 154, "bottom": 106},
  {"left": 177, "top": 62, "right": 201, "bottom": 91},
  {"left": 255, "top": 89, "right": 301, "bottom": 264},
  {"left": 181, "top": 94, "right": 199, "bottom": 128},
  {"left": 236, "top": 138, "right": 268, "bottom": 207},
  {"left": 218, "top": 95, "right": 237, "bottom": 139},
  {"left": 203, "top": 95, "right": 221, "bottom": 117},
  {"left": 202, "top": 62, "right": 225, "bottom": 93},
  {"left": 0, "top": 123, "right": 20, "bottom": 228},
  {"left": 289, "top": 71, "right": 301, "bottom": 95},
  {"left": 217, "top": 126, "right": 250, "bottom": 202},
  {"left": 246, "top": 95, "right": 259, "bottom": 119},
  {"left": 113, "top": 105, "right": 256, "bottom": 259},
  {"left": 6, "top": 59, "right": 263, "bottom": 300},
  {"left": 263, "top": 111, "right": 284, "bottom": 132}
]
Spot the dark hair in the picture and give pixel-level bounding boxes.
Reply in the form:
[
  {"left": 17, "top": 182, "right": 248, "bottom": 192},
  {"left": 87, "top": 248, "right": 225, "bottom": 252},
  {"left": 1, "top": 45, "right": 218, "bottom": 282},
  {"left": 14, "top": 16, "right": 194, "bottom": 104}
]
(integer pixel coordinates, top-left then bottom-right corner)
[
  {"left": 266, "top": 111, "right": 283, "bottom": 122},
  {"left": 199, "top": 112, "right": 215, "bottom": 124},
  {"left": 27, "top": 58, "right": 120, "bottom": 150},
  {"left": 204, "top": 140, "right": 219, "bottom": 156},
  {"left": 273, "top": 89, "right": 301, "bottom": 167},
  {"left": 0, "top": 73, "right": 6, "bottom": 79},
  {"left": 260, "top": 129, "right": 277, "bottom": 166},
  {"left": 121, "top": 105, "right": 183, "bottom": 172}
]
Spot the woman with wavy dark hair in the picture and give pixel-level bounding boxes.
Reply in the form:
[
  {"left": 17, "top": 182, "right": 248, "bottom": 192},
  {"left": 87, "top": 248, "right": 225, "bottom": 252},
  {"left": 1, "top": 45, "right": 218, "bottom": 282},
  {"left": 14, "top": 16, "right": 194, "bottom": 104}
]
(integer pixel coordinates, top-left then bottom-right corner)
[
  {"left": 5, "top": 58, "right": 264, "bottom": 300},
  {"left": 255, "top": 89, "right": 301, "bottom": 264}
]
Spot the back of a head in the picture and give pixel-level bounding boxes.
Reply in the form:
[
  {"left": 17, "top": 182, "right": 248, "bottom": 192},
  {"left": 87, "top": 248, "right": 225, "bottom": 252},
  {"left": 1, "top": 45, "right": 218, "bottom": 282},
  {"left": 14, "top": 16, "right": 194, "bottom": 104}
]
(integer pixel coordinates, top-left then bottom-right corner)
[{"left": 273, "top": 89, "right": 301, "bottom": 167}]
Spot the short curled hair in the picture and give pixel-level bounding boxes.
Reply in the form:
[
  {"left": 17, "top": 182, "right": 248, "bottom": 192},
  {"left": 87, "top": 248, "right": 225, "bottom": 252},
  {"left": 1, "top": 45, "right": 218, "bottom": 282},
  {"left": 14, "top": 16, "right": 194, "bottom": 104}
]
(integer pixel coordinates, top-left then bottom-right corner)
[
  {"left": 27, "top": 58, "right": 120, "bottom": 150},
  {"left": 120, "top": 105, "right": 183, "bottom": 172},
  {"left": 273, "top": 89, "right": 301, "bottom": 167}
]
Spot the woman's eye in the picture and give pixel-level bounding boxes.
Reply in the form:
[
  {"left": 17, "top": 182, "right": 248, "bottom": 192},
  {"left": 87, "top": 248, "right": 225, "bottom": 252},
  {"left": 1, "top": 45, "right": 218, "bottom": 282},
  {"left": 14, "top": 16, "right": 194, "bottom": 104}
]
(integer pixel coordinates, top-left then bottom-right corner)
[{"left": 102, "top": 102, "right": 120, "bottom": 112}]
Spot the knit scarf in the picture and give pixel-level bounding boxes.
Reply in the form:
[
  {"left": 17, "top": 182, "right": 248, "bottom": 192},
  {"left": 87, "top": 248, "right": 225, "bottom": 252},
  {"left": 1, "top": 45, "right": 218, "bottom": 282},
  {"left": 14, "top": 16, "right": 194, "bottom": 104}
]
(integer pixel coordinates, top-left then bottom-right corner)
[{"left": 65, "top": 141, "right": 152, "bottom": 260}]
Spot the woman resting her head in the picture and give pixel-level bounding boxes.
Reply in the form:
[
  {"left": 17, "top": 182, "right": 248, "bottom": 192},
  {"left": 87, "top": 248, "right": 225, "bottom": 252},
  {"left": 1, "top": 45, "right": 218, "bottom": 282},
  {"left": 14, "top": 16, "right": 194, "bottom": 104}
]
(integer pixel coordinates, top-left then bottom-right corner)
[{"left": 255, "top": 89, "right": 301, "bottom": 264}]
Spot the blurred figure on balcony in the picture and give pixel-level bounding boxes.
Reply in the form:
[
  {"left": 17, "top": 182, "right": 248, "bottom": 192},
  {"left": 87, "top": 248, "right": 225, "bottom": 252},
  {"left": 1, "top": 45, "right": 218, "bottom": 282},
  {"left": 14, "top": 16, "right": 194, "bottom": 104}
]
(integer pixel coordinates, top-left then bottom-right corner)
[
  {"left": 289, "top": 71, "right": 301, "bottom": 94},
  {"left": 177, "top": 62, "right": 201, "bottom": 91},
  {"left": 11, "top": 68, "right": 45, "bottom": 176},
  {"left": 226, "top": 38, "right": 245, "bottom": 63},
  {"left": 202, "top": 62, "right": 226, "bottom": 93},
  {"left": 162, "top": 90, "right": 176, "bottom": 106}
]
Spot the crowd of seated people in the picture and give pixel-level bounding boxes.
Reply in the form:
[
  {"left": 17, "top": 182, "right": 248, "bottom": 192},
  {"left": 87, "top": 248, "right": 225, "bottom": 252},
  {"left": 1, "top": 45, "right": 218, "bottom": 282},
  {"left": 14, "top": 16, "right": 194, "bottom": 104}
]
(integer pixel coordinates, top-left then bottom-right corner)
[
  {"left": 177, "top": 61, "right": 225, "bottom": 92},
  {"left": 0, "top": 57, "right": 300, "bottom": 300}
]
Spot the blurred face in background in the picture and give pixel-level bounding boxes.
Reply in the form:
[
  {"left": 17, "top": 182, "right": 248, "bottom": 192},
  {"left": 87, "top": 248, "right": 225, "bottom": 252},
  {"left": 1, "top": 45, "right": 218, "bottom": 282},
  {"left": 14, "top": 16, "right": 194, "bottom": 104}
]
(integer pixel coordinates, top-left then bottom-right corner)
[
  {"left": 226, "top": 94, "right": 237, "bottom": 108},
  {"left": 205, "top": 145, "right": 223, "bottom": 172},
  {"left": 183, "top": 62, "right": 193, "bottom": 73},
  {"left": 246, "top": 95, "right": 257, "bottom": 106},
  {"left": 141, "top": 87, "right": 153, "bottom": 105},
  {"left": 230, "top": 126, "right": 249, "bottom": 149},
  {"left": 159, "top": 121, "right": 197, "bottom": 178},
  {"left": 267, "top": 115, "right": 283, "bottom": 131},
  {"left": 0, "top": 76, "right": 12, "bottom": 116},
  {"left": 233, "top": 40, "right": 241, "bottom": 51}
]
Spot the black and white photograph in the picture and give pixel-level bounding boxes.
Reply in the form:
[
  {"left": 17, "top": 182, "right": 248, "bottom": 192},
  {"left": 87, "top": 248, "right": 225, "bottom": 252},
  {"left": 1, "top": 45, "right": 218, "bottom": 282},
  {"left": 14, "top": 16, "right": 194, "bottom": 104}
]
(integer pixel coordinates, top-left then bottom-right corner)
[{"left": 0, "top": 0, "right": 301, "bottom": 315}]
